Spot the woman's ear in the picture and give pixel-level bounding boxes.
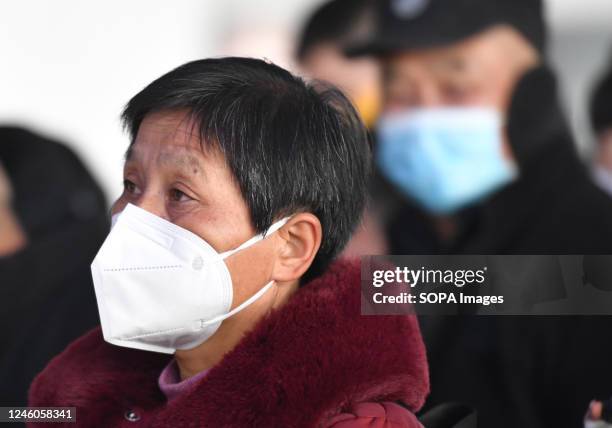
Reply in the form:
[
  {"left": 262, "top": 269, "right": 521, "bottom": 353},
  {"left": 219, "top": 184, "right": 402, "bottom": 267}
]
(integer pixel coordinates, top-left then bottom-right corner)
[{"left": 272, "top": 213, "right": 322, "bottom": 283}]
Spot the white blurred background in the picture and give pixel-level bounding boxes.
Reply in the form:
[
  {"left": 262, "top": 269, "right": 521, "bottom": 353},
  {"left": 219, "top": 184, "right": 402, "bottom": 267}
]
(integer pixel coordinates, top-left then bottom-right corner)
[{"left": 1, "top": 0, "right": 611, "bottom": 201}]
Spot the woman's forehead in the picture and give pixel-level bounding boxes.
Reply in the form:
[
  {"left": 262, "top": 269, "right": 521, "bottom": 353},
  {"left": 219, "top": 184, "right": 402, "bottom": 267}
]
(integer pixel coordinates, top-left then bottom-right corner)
[
  {"left": 137, "top": 110, "right": 201, "bottom": 146},
  {"left": 125, "top": 110, "right": 214, "bottom": 164}
]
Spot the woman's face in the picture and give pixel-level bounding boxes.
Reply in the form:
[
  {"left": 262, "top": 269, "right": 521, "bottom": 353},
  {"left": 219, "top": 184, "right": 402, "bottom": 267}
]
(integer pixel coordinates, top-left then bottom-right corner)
[
  {"left": 113, "top": 109, "right": 254, "bottom": 251},
  {"left": 112, "top": 109, "right": 280, "bottom": 325}
]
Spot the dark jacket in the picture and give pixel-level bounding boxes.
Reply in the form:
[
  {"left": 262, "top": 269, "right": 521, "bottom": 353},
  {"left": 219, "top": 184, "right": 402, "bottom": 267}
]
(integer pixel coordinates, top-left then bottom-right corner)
[
  {"left": 28, "top": 260, "right": 429, "bottom": 427},
  {"left": 386, "top": 66, "right": 612, "bottom": 427},
  {"left": 0, "top": 127, "right": 108, "bottom": 406}
]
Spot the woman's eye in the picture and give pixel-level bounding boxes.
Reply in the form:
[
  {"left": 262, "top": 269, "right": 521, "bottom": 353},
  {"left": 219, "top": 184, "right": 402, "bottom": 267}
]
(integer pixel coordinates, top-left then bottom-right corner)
[
  {"left": 123, "top": 179, "right": 138, "bottom": 194},
  {"left": 169, "top": 188, "right": 191, "bottom": 202}
]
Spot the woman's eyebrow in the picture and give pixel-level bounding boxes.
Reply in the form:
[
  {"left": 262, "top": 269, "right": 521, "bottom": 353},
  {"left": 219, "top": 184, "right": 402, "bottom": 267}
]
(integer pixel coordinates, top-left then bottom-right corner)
[
  {"left": 123, "top": 144, "right": 206, "bottom": 178},
  {"left": 159, "top": 151, "right": 203, "bottom": 176}
]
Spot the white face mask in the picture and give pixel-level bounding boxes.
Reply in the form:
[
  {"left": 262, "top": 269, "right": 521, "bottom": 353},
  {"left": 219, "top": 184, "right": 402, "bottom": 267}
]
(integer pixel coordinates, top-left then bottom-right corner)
[{"left": 91, "top": 203, "right": 288, "bottom": 354}]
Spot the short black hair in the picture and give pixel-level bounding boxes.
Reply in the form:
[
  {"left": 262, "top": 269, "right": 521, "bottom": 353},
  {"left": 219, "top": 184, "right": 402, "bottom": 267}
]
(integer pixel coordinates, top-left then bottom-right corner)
[
  {"left": 590, "top": 51, "right": 612, "bottom": 137},
  {"left": 296, "top": 0, "right": 369, "bottom": 62},
  {"left": 121, "top": 57, "right": 371, "bottom": 283}
]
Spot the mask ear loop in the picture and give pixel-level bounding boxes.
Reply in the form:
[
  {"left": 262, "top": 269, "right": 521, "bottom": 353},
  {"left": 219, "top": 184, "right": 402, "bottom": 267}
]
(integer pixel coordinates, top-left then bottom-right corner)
[
  {"left": 219, "top": 217, "right": 290, "bottom": 259},
  {"left": 199, "top": 217, "right": 291, "bottom": 328},
  {"left": 199, "top": 280, "right": 275, "bottom": 327}
]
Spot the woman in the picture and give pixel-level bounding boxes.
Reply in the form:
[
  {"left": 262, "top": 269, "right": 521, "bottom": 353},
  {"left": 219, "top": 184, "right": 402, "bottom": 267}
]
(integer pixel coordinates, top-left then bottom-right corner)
[{"left": 28, "top": 57, "right": 428, "bottom": 427}]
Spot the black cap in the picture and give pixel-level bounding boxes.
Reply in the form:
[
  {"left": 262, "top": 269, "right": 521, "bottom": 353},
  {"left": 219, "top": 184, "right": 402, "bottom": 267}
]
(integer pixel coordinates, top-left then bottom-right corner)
[{"left": 346, "top": 0, "right": 546, "bottom": 56}]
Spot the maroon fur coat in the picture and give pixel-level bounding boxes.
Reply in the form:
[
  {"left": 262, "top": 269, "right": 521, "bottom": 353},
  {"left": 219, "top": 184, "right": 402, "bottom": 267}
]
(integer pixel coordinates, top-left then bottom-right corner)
[{"left": 28, "top": 260, "right": 429, "bottom": 427}]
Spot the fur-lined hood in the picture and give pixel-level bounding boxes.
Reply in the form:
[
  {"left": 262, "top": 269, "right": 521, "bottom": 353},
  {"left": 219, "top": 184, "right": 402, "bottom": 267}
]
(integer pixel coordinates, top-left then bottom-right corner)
[{"left": 29, "top": 259, "right": 429, "bottom": 427}]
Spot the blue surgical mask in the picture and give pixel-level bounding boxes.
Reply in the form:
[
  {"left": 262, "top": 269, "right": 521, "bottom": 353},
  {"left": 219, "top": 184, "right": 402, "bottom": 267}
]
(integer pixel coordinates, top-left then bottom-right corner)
[{"left": 376, "top": 107, "right": 518, "bottom": 214}]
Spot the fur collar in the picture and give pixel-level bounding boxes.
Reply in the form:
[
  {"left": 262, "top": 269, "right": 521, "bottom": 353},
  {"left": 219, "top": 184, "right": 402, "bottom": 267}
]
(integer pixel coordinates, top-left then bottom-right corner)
[{"left": 30, "top": 259, "right": 429, "bottom": 427}]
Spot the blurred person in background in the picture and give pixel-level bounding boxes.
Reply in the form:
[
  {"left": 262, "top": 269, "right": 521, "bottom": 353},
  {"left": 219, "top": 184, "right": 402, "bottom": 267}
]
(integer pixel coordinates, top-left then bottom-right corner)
[
  {"left": 296, "top": 0, "right": 381, "bottom": 130},
  {"left": 590, "top": 51, "right": 612, "bottom": 197},
  {"left": 28, "top": 58, "right": 429, "bottom": 427},
  {"left": 0, "top": 159, "right": 27, "bottom": 255},
  {"left": 348, "top": 0, "right": 612, "bottom": 426},
  {"left": 0, "top": 127, "right": 108, "bottom": 406},
  {"left": 296, "top": 0, "right": 393, "bottom": 257}
]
